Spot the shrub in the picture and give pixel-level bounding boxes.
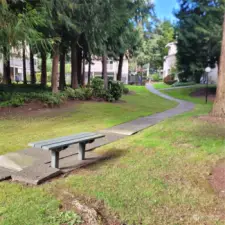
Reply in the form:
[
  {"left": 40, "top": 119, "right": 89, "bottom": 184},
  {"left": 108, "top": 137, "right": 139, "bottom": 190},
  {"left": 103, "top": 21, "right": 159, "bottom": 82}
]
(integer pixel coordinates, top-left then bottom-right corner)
[
  {"left": 163, "top": 75, "right": 177, "bottom": 85},
  {"left": 108, "top": 80, "right": 123, "bottom": 101},
  {"left": 103, "top": 90, "right": 114, "bottom": 102},
  {"left": 65, "top": 87, "right": 93, "bottom": 100},
  {"left": 123, "top": 87, "right": 129, "bottom": 94},
  {"left": 151, "top": 73, "right": 160, "bottom": 82},
  {"left": 82, "top": 87, "right": 93, "bottom": 100},
  {"left": 91, "top": 77, "right": 104, "bottom": 98},
  {"left": 65, "top": 87, "right": 76, "bottom": 99},
  {"left": 0, "top": 91, "right": 67, "bottom": 108}
]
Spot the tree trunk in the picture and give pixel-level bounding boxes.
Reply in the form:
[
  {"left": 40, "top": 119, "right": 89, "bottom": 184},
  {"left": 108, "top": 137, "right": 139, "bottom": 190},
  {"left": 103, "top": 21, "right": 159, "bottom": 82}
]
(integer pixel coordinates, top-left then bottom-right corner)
[
  {"left": 211, "top": 13, "right": 225, "bottom": 117},
  {"left": 22, "top": 42, "right": 27, "bottom": 85},
  {"left": 3, "top": 47, "right": 11, "bottom": 85},
  {"left": 51, "top": 43, "right": 59, "bottom": 93},
  {"left": 30, "top": 46, "right": 36, "bottom": 84},
  {"left": 102, "top": 53, "right": 108, "bottom": 89},
  {"left": 81, "top": 53, "right": 85, "bottom": 86},
  {"left": 71, "top": 42, "right": 78, "bottom": 89},
  {"left": 77, "top": 45, "right": 82, "bottom": 86},
  {"left": 59, "top": 50, "right": 66, "bottom": 90},
  {"left": 117, "top": 53, "right": 124, "bottom": 81},
  {"left": 88, "top": 59, "right": 91, "bottom": 85},
  {"left": 41, "top": 52, "right": 47, "bottom": 87}
]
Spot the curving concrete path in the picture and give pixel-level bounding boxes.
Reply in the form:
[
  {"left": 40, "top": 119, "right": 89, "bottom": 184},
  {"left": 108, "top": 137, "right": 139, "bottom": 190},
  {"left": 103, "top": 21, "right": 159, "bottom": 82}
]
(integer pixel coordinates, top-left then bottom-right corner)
[{"left": 0, "top": 84, "right": 195, "bottom": 184}]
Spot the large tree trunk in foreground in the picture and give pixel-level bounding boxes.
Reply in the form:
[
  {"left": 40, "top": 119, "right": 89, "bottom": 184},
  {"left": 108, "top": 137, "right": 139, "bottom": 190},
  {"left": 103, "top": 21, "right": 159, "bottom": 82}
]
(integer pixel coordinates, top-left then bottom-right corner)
[
  {"left": 117, "top": 53, "right": 124, "bottom": 81},
  {"left": 71, "top": 42, "right": 78, "bottom": 89},
  {"left": 51, "top": 43, "right": 59, "bottom": 93},
  {"left": 102, "top": 53, "right": 108, "bottom": 89},
  {"left": 22, "top": 42, "right": 27, "bottom": 85},
  {"left": 59, "top": 50, "right": 66, "bottom": 90},
  {"left": 41, "top": 52, "right": 47, "bottom": 87},
  {"left": 3, "top": 47, "right": 11, "bottom": 85},
  {"left": 30, "top": 47, "right": 36, "bottom": 84},
  {"left": 211, "top": 13, "right": 225, "bottom": 117}
]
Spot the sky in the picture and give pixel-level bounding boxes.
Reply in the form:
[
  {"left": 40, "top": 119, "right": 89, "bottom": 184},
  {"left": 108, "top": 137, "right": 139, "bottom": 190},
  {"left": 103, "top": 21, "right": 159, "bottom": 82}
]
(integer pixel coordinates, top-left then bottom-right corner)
[{"left": 154, "top": 0, "right": 179, "bottom": 21}]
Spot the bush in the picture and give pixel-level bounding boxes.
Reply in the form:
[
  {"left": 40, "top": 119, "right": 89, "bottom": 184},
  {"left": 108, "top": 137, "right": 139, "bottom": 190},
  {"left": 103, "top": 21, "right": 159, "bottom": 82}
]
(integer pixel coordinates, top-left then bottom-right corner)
[
  {"left": 65, "top": 87, "right": 93, "bottom": 100},
  {"left": 91, "top": 77, "right": 104, "bottom": 98},
  {"left": 108, "top": 80, "right": 123, "bottom": 101},
  {"left": 163, "top": 75, "right": 177, "bottom": 85},
  {"left": 171, "top": 81, "right": 196, "bottom": 87},
  {"left": 0, "top": 91, "right": 67, "bottom": 107},
  {"left": 123, "top": 87, "right": 129, "bottom": 94},
  {"left": 151, "top": 73, "right": 160, "bottom": 82},
  {"left": 82, "top": 87, "right": 93, "bottom": 100}
]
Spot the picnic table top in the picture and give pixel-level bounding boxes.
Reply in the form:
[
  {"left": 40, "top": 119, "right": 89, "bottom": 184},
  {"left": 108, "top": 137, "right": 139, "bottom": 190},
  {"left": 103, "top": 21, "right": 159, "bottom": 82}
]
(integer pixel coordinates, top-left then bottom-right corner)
[{"left": 28, "top": 132, "right": 105, "bottom": 151}]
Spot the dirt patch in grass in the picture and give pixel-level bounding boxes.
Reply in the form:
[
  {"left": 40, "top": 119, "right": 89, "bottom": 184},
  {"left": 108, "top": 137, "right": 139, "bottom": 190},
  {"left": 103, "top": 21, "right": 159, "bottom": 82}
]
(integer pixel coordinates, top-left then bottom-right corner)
[
  {"left": 209, "top": 159, "right": 225, "bottom": 198},
  {"left": 51, "top": 187, "right": 124, "bottom": 225},
  {"left": 198, "top": 115, "right": 225, "bottom": 125}
]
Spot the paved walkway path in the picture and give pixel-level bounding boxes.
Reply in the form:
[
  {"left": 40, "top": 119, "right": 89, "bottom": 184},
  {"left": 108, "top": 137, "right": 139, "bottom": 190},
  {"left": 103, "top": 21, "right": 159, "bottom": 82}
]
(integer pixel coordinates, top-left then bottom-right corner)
[{"left": 0, "top": 84, "right": 195, "bottom": 184}]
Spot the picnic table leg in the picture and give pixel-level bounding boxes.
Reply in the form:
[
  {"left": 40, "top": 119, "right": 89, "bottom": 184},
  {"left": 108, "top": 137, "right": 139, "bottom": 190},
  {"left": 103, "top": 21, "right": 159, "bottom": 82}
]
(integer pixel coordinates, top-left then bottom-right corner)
[
  {"left": 51, "top": 151, "right": 59, "bottom": 168},
  {"left": 78, "top": 143, "right": 86, "bottom": 160}
]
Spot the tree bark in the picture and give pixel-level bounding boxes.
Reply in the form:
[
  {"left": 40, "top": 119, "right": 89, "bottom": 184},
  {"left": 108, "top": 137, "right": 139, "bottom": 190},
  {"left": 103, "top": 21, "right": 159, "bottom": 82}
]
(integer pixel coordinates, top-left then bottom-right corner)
[
  {"left": 51, "top": 43, "right": 59, "bottom": 93},
  {"left": 59, "top": 50, "right": 66, "bottom": 90},
  {"left": 41, "top": 52, "right": 47, "bottom": 87},
  {"left": 3, "top": 47, "right": 11, "bottom": 85},
  {"left": 81, "top": 52, "right": 85, "bottom": 86},
  {"left": 88, "top": 59, "right": 91, "bottom": 85},
  {"left": 77, "top": 45, "right": 82, "bottom": 86},
  {"left": 71, "top": 42, "right": 78, "bottom": 89},
  {"left": 117, "top": 53, "right": 124, "bottom": 81},
  {"left": 102, "top": 53, "right": 108, "bottom": 89},
  {"left": 30, "top": 46, "right": 36, "bottom": 84},
  {"left": 211, "top": 13, "right": 225, "bottom": 117},
  {"left": 22, "top": 42, "right": 27, "bottom": 85}
]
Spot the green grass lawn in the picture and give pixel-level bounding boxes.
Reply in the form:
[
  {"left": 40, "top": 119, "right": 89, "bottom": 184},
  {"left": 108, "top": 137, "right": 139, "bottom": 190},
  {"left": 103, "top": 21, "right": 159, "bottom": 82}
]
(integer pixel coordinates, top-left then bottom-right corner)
[
  {"left": 152, "top": 82, "right": 171, "bottom": 89},
  {"left": 0, "top": 86, "right": 177, "bottom": 155},
  {"left": 1, "top": 86, "right": 225, "bottom": 225}
]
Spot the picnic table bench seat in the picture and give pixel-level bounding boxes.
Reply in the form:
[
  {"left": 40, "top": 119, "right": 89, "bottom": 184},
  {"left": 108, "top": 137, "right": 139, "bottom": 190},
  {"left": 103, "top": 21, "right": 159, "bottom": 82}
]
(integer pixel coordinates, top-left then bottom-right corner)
[{"left": 28, "top": 132, "right": 105, "bottom": 168}]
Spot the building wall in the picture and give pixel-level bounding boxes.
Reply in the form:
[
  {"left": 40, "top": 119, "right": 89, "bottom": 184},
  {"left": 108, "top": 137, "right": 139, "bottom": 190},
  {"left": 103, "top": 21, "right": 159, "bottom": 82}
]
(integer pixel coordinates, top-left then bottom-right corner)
[
  {"left": 0, "top": 56, "right": 38, "bottom": 81},
  {"left": 85, "top": 59, "right": 129, "bottom": 84},
  {"left": 208, "top": 65, "right": 218, "bottom": 84},
  {"left": 163, "top": 42, "right": 177, "bottom": 77}
]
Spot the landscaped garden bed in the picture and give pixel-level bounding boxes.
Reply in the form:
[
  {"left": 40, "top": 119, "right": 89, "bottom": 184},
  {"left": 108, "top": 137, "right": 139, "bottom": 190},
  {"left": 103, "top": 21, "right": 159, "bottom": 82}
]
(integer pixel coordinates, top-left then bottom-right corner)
[{"left": 0, "top": 78, "right": 130, "bottom": 109}]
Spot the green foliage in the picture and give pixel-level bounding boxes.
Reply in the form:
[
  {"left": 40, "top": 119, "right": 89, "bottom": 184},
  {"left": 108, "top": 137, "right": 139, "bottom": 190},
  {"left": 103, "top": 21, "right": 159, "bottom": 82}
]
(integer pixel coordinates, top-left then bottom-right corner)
[
  {"left": 91, "top": 77, "right": 105, "bottom": 98},
  {"left": 123, "top": 87, "right": 129, "bottom": 94},
  {"left": 108, "top": 80, "right": 123, "bottom": 101},
  {"left": 175, "top": 0, "right": 223, "bottom": 83},
  {"left": 0, "top": 91, "right": 67, "bottom": 107},
  {"left": 50, "top": 211, "right": 82, "bottom": 225},
  {"left": 151, "top": 73, "right": 160, "bottom": 81}
]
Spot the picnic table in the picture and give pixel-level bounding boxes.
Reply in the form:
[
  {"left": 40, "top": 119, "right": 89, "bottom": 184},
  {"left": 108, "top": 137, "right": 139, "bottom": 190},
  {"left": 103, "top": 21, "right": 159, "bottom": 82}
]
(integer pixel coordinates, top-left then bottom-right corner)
[{"left": 29, "top": 132, "right": 105, "bottom": 168}]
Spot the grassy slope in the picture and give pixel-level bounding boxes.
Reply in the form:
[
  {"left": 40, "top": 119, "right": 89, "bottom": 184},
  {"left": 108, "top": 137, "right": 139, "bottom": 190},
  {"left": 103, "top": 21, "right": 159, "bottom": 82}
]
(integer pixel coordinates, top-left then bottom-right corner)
[
  {"left": 56, "top": 88, "right": 225, "bottom": 224},
  {"left": 0, "top": 86, "right": 176, "bottom": 155},
  {"left": 2, "top": 87, "right": 225, "bottom": 224},
  {"left": 0, "top": 86, "right": 176, "bottom": 225}
]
